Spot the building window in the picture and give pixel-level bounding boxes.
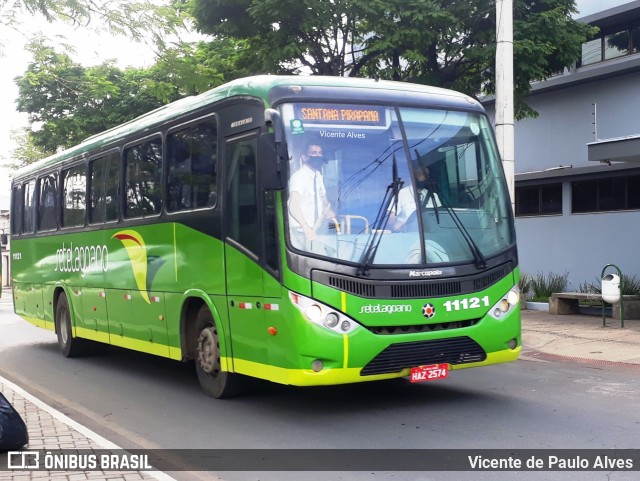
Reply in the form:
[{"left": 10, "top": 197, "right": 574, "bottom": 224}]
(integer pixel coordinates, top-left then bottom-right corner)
[
  {"left": 605, "top": 31, "right": 629, "bottom": 60},
  {"left": 579, "top": 25, "right": 640, "bottom": 67},
  {"left": 572, "top": 175, "right": 640, "bottom": 213},
  {"left": 515, "top": 184, "right": 562, "bottom": 217},
  {"left": 581, "top": 38, "right": 602, "bottom": 66}
]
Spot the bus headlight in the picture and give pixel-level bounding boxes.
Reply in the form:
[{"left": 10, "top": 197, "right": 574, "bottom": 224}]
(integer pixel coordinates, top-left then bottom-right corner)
[
  {"left": 305, "top": 304, "right": 322, "bottom": 323},
  {"left": 324, "top": 312, "right": 339, "bottom": 328},
  {"left": 488, "top": 286, "right": 520, "bottom": 320},
  {"left": 289, "top": 291, "right": 359, "bottom": 334}
]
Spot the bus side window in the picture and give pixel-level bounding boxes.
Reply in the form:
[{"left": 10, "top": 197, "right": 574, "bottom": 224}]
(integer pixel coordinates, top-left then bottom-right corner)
[
  {"left": 22, "top": 180, "right": 36, "bottom": 234},
  {"left": 167, "top": 118, "right": 218, "bottom": 212},
  {"left": 61, "top": 165, "right": 87, "bottom": 228},
  {"left": 226, "top": 137, "right": 259, "bottom": 255},
  {"left": 89, "top": 152, "right": 120, "bottom": 223},
  {"left": 264, "top": 190, "right": 280, "bottom": 274},
  {"left": 125, "top": 137, "right": 163, "bottom": 218},
  {"left": 37, "top": 173, "right": 58, "bottom": 231},
  {"left": 11, "top": 184, "right": 23, "bottom": 236}
]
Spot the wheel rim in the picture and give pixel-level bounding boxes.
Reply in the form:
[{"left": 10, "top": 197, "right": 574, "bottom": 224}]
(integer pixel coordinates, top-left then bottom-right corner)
[
  {"left": 60, "top": 308, "right": 69, "bottom": 345},
  {"left": 197, "top": 326, "right": 220, "bottom": 375}
]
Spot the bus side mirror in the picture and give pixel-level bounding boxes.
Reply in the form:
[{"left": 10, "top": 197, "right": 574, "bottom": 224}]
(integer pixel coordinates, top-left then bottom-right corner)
[
  {"left": 259, "top": 132, "right": 285, "bottom": 191},
  {"left": 0, "top": 233, "right": 7, "bottom": 246}
]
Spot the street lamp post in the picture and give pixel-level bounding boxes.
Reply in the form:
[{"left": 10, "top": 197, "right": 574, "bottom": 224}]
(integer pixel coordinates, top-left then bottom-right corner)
[{"left": 495, "top": 0, "right": 515, "bottom": 211}]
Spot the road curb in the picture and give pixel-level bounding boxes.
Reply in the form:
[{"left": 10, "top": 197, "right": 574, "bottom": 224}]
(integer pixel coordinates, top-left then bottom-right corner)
[{"left": 0, "top": 375, "right": 179, "bottom": 481}]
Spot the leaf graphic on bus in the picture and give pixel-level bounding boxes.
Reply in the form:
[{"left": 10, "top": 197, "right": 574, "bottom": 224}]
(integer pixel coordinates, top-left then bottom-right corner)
[{"left": 113, "top": 230, "right": 150, "bottom": 304}]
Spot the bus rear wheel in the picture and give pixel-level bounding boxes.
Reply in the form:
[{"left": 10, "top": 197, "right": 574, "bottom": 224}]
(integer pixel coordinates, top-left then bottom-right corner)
[
  {"left": 194, "top": 305, "right": 244, "bottom": 398},
  {"left": 55, "top": 293, "right": 90, "bottom": 357}
]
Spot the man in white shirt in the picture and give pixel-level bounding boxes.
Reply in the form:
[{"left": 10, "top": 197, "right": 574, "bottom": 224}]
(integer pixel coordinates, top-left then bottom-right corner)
[
  {"left": 389, "top": 165, "right": 440, "bottom": 232},
  {"left": 288, "top": 143, "right": 336, "bottom": 247}
]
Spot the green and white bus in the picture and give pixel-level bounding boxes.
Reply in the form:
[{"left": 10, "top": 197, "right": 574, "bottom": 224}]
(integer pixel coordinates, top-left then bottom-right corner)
[{"left": 10, "top": 76, "right": 520, "bottom": 398}]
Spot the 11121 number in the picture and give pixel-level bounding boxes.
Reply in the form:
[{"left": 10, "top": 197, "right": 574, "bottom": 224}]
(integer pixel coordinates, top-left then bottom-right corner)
[{"left": 443, "top": 296, "right": 490, "bottom": 312}]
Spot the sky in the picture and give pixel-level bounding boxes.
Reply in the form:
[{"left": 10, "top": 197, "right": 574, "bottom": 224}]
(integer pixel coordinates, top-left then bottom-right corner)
[
  {"left": 0, "top": 10, "right": 158, "bottom": 210},
  {"left": 0, "top": 0, "right": 633, "bottom": 210}
]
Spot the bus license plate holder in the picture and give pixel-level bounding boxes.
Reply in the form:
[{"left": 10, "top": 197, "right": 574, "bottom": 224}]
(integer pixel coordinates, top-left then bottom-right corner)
[{"left": 409, "top": 363, "right": 449, "bottom": 382}]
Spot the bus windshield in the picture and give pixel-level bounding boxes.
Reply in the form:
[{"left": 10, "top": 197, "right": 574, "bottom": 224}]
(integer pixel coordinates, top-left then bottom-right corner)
[{"left": 282, "top": 102, "right": 514, "bottom": 266}]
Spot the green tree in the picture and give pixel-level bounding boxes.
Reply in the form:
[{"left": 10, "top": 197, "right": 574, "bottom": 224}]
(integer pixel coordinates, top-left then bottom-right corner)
[
  {"left": 0, "top": 1, "right": 181, "bottom": 42},
  {"left": 13, "top": 37, "right": 247, "bottom": 162},
  {"left": 185, "top": 0, "right": 596, "bottom": 118},
  {"left": 14, "top": 39, "right": 161, "bottom": 153}
]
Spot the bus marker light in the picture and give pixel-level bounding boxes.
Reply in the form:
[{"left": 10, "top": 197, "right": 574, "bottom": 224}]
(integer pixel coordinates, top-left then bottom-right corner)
[
  {"left": 268, "top": 326, "right": 277, "bottom": 336},
  {"left": 311, "top": 360, "right": 323, "bottom": 372},
  {"left": 151, "top": 296, "right": 161, "bottom": 303},
  {"left": 507, "top": 339, "right": 518, "bottom": 349},
  {"left": 264, "top": 304, "right": 280, "bottom": 311},
  {"left": 124, "top": 294, "right": 132, "bottom": 300},
  {"left": 239, "top": 302, "right": 253, "bottom": 310}
]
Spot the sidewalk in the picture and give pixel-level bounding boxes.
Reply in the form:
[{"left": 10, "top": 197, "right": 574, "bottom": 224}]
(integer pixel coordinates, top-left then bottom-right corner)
[
  {"left": 1, "top": 307, "right": 639, "bottom": 481},
  {"left": 0, "top": 376, "right": 177, "bottom": 481},
  {"left": 521, "top": 308, "right": 640, "bottom": 367}
]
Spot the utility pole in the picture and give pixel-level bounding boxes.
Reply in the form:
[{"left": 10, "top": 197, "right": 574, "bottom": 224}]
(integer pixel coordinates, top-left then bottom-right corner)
[{"left": 495, "top": 0, "right": 515, "bottom": 210}]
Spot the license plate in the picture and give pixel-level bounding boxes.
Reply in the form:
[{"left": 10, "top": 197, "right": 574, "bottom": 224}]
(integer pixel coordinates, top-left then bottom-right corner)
[{"left": 409, "top": 363, "right": 449, "bottom": 383}]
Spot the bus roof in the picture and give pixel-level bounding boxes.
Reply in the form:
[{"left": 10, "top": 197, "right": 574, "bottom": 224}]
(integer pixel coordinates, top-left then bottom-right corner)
[{"left": 13, "top": 75, "right": 481, "bottom": 180}]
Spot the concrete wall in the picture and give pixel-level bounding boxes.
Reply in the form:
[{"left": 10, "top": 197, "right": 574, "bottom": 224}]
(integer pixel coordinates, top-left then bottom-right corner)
[
  {"left": 516, "top": 183, "right": 640, "bottom": 289},
  {"left": 514, "top": 73, "right": 640, "bottom": 173},
  {"left": 486, "top": 69, "right": 640, "bottom": 289}
]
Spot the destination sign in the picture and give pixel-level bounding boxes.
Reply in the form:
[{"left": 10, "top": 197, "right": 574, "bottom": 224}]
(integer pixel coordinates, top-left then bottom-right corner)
[{"left": 293, "top": 104, "right": 386, "bottom": 126}]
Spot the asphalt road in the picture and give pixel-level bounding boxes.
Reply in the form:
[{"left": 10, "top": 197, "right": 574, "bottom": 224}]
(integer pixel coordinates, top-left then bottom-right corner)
[{"left": 1, "top": 293, "right": 639, "bottom": 481}]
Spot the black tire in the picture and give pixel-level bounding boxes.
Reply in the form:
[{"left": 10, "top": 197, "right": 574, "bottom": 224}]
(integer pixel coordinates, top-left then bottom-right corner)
[
  {"left": 55, "top": 293, "right": 90, "bottom": 357},
  {"left": 194, "top": 305, "right": 246, "bottom": 398}
]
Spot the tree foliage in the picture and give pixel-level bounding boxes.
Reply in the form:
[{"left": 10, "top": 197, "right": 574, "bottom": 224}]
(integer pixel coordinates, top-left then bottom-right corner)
[
  {"left": 13, "top": 37, "right": 243, "bottom": 158},
  {"left": 0, "top": 0, "right": 182, "bottom": 43},
  {"left": 185, "top": 0, "right": 597, "bottom": 118},
  {"left": 13, "top": 0, "right": 598, "bottom": 164}
]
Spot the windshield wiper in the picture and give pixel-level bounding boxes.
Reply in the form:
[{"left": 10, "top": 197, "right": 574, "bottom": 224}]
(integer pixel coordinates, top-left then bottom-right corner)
[
  {"left": 357, "top": 155, "right": 403, "bottom": 277},
  {"left": 427, "top": 179, "right": 487, "bottom": 269}
]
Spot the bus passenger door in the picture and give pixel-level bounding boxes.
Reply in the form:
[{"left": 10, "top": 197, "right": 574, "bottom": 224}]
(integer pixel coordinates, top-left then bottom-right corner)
[{"left": 224, "top": 134, "right": 269, "bottom": 370}]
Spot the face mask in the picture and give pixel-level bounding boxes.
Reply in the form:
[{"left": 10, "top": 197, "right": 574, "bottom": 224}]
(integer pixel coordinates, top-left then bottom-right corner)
[{"left": 308, "top": 156, "right": 324, "bottom": 169}]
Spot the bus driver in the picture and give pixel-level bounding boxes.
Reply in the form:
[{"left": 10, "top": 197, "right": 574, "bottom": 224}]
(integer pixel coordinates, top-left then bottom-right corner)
[{"left": 288, "top": 143, "right": 336, "bottom": 248}]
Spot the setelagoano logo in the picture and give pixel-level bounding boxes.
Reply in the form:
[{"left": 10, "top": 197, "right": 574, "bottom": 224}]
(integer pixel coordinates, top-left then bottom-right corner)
[
  {"left": 359, "top": 304, "right": 412, "bottom": 314},
  {"left": 113, "top": 230, "right": 150, "bottom": 304}
]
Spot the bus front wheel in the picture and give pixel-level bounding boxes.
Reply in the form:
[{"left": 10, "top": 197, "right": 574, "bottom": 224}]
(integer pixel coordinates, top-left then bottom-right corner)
[
  {"left": 55, "top": 293, "right": 89, "bottom": 357},
  {"left": 194, "top": 306, "right": 244, "bottom": 399}
]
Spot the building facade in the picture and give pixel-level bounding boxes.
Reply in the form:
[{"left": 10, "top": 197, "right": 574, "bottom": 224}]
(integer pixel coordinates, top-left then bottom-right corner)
[{"left": 487, "top": 1, "right": 640, "bottom": 290}]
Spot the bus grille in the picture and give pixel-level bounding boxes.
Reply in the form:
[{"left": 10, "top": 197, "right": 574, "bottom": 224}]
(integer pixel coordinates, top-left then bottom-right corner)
[
  {"left": 360, "top": 337, "right": 486, "bottom": 376},
  {"left": 366, "top": 318, "right": 480, "bottom": 335},
  {"left": 390, "top": 281, "right": 461, "bottom": 298},
  {"left": 316, "top": 264, "right": 510, "bottom": 299}
]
